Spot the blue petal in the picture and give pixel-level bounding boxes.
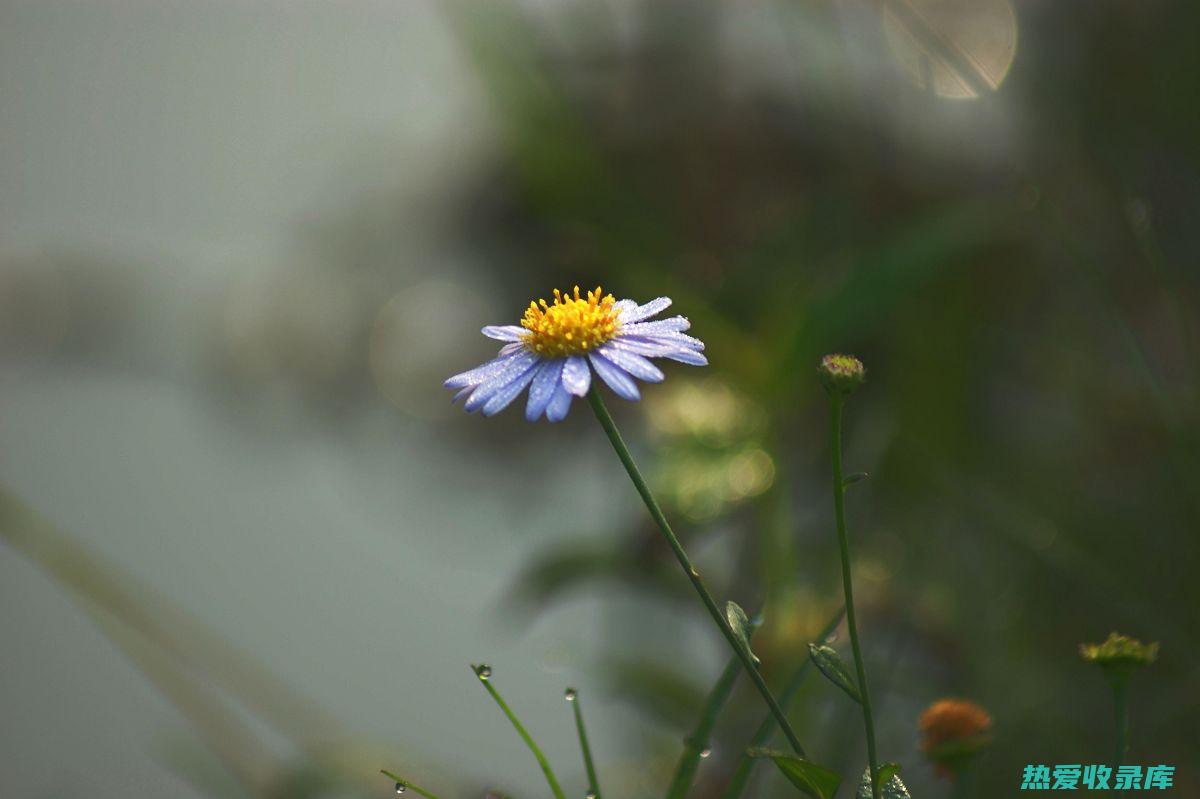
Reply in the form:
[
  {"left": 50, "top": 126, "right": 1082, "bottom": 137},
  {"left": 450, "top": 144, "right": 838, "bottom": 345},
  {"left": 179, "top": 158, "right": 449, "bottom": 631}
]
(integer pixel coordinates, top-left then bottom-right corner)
[
  {"left": 620, "top": 297, "right": 671, "bottom": 323},
  {"left": 588, "top": 352, "right": 640, "bottom": 401},
  {"left": 561, "top": 354, "right": 591, "bottom": 397},
  {"left": 482, "top": 325, "right": 526, "bottom": 342},
  {"left": 463, "top": 352, "right": 540, "bottom": 412},
  {"left": 610, "top": 337, "right": 709, "bottom": 366},
  {"left": 598, "top": 344, "right": 664, "bottom": 382},
  {"left": 660, "top": 348, "right": 708, "bottom": 366},
  {"left": 525, "top": 358, "right": 565, "bottom": 421},
  {"left": 444, "top": 350, "right": 526, "bottom": 389},
  {"left": 624, "top": 331, "right": 705, "bottom": 351},
  {"left": 545, "top": 384, "right": 573, "bottom": 422},
  {"left": 481, "top": 362, "right": 540, "bottom": 416},
  {"left": 612, "top": 299, "right": 637, "bottom": 317},
  {"left": 621, "top": 316, "right": 691, "bottom": 336}
]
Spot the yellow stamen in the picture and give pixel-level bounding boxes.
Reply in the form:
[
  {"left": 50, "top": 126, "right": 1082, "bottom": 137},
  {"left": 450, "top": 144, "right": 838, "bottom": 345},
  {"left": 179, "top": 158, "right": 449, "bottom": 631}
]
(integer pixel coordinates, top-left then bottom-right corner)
[{"left": 520, "top": 285, "right": 621, "bottom": 357}]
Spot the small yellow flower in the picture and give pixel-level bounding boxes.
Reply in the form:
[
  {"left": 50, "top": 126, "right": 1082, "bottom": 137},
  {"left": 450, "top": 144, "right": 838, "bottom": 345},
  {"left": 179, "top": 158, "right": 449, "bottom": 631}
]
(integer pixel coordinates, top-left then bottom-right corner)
[{"left": 919, "top": 698, "right": 992, "bottom": 778}]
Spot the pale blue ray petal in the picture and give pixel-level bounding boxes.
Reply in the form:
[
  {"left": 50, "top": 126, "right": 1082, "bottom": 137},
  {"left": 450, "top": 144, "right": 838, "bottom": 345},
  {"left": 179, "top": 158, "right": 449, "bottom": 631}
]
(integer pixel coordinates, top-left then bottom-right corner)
[
  {"left": 561, "top": 354, "right": 591, "bottom": 397},
  {"left": 545, "top": 384, "right": 574, "bottom": 422},
  {"left": 660, "top": 347, "right": 708, "bottom": 366},
  {"left": 589, "top": 352, "right": 640, "bottom": 401},
  {"left": 610, "top": 337, "right": 709, "bottom": 366},
  {"left": 620, "top": 316, "right": 691, "bottom": 336},
  {"left": 597, "top": 344, "right": 664, "bottom": 383},
  {"left": 481, "top": 362, "right": 540, "bottom": 416},
  {"left": 462, "top": 352, "right": 540, "bottom": 412},
  {"left": 624, "top": 330, "right": 705, "bottom": 350},
  {"left": 452, "top": 386, "right": 474, "bottom": 403},
  {"left": 621, "top": 296, "right": 672, "bottom": 323},
  {"left": 525, "top": 358, "right": 565, "bottom": 421},
  {"left": 612, "top": 299, "right": 637, "bottom": 317},
  {"left": 444, "top": 350, "right": 526, "bottom": 389},
  {"left": 482, "top": 325, "right": 527, "bottom": 341},
  {"left": 499, "top": 342, "right": 525, "bottom": 356}
]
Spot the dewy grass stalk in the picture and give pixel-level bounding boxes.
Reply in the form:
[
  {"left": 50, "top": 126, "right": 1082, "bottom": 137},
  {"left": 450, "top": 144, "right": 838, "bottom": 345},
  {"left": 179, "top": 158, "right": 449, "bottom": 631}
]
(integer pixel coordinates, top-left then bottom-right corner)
[
  {"left": 820, "top": 354, "right": 882, "bottom": 799},
  {"left": 565, "top": 688, "right": 602, "bottom": 799},
  {"left": 585, "top": 387, "right": 810, "bottom": 758},
  {"left": 380, "top": 770, "right": 443, "bottom": 799},
  {"left": 471, "top": 664, "right": 567, "bottom": 799}
]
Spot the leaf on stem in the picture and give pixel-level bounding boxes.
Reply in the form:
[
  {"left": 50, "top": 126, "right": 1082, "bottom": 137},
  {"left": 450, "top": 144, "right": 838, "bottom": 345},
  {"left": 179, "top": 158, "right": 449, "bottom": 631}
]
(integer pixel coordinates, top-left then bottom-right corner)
[
  {"left": 842, "top": 472, "right": 869, "bottom": 489},
  {"left": 807, "top": 644, "right": 862, "bottom": 704},
  {"left": 726, "top": 601, "right": 761, "bottom": 665},
  {"left": 747, "top": 749, "right": 841, "bottom": 799},
  {"left": 857, "top": 766, "right": 911, "bottom": 799},
  {"left": 875, "top": 763, "right": 902, "bottom": 792}
]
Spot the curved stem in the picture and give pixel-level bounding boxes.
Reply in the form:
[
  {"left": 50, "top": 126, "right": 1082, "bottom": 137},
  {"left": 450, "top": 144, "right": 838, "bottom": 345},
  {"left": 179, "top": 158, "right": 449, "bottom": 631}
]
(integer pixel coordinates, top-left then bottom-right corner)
[
  {"left": 586, "top": 388, "right": 808, "bottom": 758},
  {"left": 472, "top": 666, "right": 566, "bottom": 799},
  {"left": 829, "top": 396, "right": 881, "bottom": 799},
  {"left": 570, "top": 691, "right": 602, "bottom": 799},
  {"left": 381, "top": 770, "right": 443, "bottom": 799}
]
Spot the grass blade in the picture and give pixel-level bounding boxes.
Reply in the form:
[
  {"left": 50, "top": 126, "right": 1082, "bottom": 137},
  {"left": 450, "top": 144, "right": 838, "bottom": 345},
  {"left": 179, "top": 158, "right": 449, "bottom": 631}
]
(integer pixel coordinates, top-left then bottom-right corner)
[{"left": 472, "top": 665, "right": 566, "bottom": 799}]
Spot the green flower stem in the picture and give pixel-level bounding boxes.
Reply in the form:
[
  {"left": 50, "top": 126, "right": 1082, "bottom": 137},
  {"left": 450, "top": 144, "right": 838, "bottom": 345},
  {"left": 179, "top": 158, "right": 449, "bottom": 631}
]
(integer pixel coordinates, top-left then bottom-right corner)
[
  {"left": 719, "top": 608, "right": 846, "bottom": 799},
  {"left": 828, "top": 395, "right": 881, "bottom": 799},
  {"left": 1112, "top": 679, "right": 1129, "bottom": 769},
  {"left": 952, "top": 765, "right": 971, "bottom": 799},
  {"left": 570, "top": 691, "right": 602, "bottom": 799},
  {"left": 586, "top": 387, "right": 808, "bottom": 758},
  {"left": 472, "top": 666, "right": 566, "bottom": 799},
  {"left": 380, "top": 770, "right": 443, "bottom": 799}
]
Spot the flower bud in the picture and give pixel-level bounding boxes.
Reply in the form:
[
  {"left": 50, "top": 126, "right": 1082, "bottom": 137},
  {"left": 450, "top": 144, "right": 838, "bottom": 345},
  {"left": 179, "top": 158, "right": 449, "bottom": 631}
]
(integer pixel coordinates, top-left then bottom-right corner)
[
  {"left": 1080, "top": 631, "right": 1158, "bottom": 686},
  {"left": 818, "top": 354, "right": 866, "bottom": 396},
  {"left": 919, "top": 698, "right": 993, "bottom": 779}
]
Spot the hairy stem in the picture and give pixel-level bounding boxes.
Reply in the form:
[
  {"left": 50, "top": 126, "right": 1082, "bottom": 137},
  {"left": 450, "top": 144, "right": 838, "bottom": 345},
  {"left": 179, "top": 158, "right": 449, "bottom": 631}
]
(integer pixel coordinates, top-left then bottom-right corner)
[
  {"left": 829, "top": 396, "right": 881, "bottom": 799},
  {"left": 586, "top": 387, "right": 807, "bottom": 757}
]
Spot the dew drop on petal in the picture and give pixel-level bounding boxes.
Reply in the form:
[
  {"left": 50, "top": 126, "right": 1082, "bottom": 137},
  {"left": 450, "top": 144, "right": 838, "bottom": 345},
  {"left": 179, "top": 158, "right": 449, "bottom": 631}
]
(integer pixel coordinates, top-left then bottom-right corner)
[{"left": 565, "top": 687, "right": 578, "bottom": 702}]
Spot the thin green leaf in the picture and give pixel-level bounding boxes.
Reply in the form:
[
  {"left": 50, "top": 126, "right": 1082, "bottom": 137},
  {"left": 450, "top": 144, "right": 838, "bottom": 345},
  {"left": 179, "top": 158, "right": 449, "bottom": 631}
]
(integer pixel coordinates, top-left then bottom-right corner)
[
  {"left": 726, "top": 601, "right": 761, "bottom": 664},
  {"left": 857, "top": 766, "right": 911, "bottom": 799},
  {"left": 747, "top": 749, "right": 841, "bottom": 799},
  {"left": 808, "top": 644, "right": 862, "bottom": 704}
]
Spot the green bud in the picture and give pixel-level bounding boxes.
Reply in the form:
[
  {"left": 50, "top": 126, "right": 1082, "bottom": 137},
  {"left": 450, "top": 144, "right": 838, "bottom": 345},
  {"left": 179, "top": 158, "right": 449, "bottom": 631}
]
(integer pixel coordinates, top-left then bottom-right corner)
[
  {"left": 819, "top": 354, "right": 866, "bottom": 396},
  {"left": 1080, "top": 631, "right": 1158, "bottom": 686}
]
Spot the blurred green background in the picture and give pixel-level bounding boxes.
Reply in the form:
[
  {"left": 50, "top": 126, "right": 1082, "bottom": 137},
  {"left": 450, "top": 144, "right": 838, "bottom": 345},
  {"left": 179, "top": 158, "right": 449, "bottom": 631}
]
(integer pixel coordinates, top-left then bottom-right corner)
[{"left": 1, "top": 1, "right": 1197, "bottom": 797}]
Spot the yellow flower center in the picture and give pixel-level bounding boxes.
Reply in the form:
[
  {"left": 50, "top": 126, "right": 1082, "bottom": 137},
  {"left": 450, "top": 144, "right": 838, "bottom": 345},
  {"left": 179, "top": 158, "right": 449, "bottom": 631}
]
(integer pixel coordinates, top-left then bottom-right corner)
[{"left": 521, "top": 285, "right": 621, "bottom": 357}]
